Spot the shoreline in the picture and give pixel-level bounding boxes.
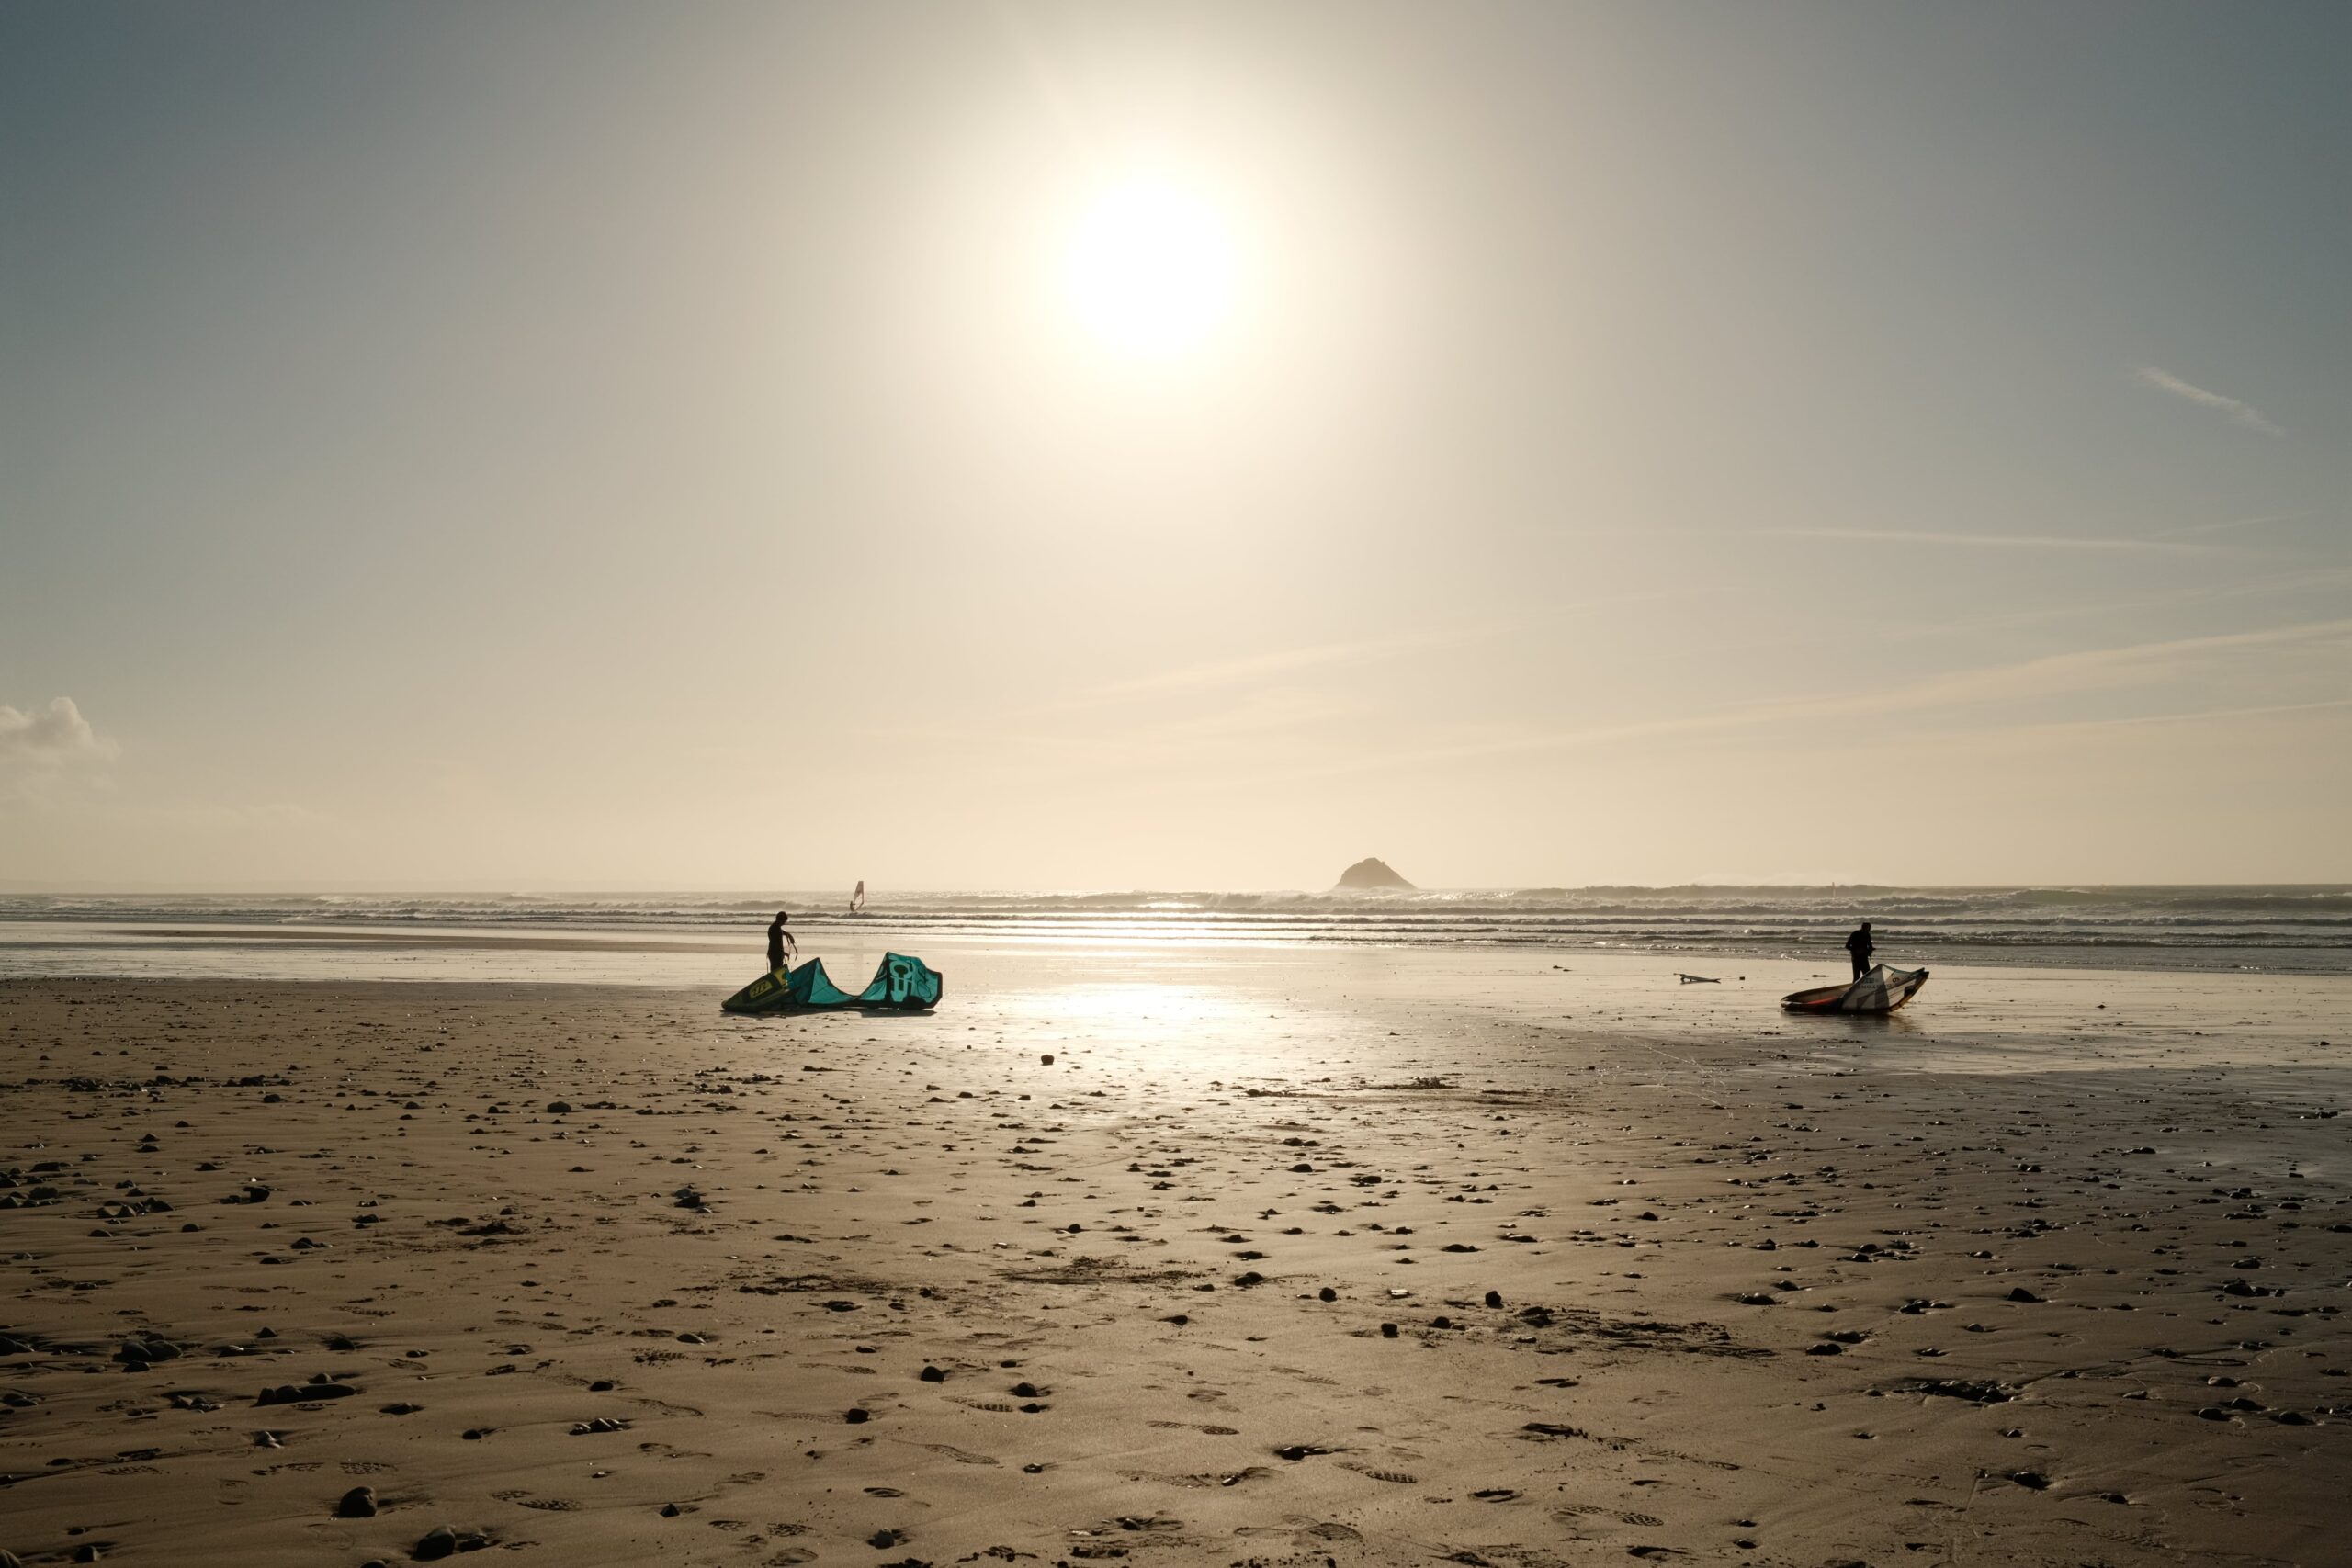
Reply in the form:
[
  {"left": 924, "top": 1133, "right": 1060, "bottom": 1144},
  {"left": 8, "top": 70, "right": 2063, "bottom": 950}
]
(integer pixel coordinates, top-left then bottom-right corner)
[{"left": 6, "top": 917, "right": 2351, "bottom": 984}]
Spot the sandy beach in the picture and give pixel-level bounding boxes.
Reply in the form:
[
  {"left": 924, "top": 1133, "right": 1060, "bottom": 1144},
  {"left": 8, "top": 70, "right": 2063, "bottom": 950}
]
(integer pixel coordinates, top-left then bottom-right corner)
[{"left": 3, "top": 943, "right": 2346, "bottom": 1568}]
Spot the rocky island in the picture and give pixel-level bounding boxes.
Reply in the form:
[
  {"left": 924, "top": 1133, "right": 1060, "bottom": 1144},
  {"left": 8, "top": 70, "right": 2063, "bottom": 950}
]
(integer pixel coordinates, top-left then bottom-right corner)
[{"left": 1334, "top": 856, "right": 1414, "bottom": 890}]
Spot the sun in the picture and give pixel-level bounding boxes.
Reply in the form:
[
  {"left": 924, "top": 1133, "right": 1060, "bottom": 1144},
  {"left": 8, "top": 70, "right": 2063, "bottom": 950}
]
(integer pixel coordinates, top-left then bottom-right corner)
[{"left": 1064, "top": 178, "right": 1237, "bottom": 357}]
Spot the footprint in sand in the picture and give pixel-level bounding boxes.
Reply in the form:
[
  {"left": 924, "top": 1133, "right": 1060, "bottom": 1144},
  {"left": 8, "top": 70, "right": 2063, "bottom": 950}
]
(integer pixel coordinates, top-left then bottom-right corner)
[
  {"left": 1342, "top": 1462, "right": 1417, "bottom": 1483},
  {"left": 910, "top": 1441, "right": 999, "bottom": 1465},
  {"left": 1552, "top": 1504, "right": 1661, "bottom": 1528}
]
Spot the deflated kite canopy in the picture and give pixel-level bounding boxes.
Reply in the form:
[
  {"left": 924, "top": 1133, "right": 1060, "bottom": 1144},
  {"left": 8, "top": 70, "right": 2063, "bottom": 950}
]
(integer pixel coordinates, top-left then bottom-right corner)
[
  {"left": 1781, "top": 964, "right": 1928, "bottom": 1015},
  {"left": 723, "top": 952, "right": 944, "bottom": 1014}
]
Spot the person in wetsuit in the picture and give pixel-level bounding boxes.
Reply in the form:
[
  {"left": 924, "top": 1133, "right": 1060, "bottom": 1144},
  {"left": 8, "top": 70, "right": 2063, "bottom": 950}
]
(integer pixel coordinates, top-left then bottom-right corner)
[
  {"left": 1845, "top": 920, "right": 1874, "bottom": 982},
  {"left": 765, "top": 910, "right": 796, "bottom": 974}
]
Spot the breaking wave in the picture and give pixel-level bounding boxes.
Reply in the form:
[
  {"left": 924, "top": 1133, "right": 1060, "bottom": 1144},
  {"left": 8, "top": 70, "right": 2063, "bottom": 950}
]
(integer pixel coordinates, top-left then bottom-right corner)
[{"left": 5, "top": 885, "right": 2350, "bottom": 974}]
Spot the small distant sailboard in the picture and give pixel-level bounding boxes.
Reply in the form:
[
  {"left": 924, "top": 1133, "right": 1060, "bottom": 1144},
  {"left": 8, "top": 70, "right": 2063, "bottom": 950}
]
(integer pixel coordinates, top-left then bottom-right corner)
[
  {"left": 1781, "top": 964, "right": 1928, "bottom": 1015},
  {"left": 723, "top": 952, "right": 941, "bottom": 1014},
  {"left": 849, "top": 880, "right": 866, "bottom": 916}
]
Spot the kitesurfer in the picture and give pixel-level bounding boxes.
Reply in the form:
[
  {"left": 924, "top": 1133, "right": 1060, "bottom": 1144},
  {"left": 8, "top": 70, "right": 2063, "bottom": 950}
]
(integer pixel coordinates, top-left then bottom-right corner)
[
  {"left": 1845, "top": 920, "right": 1874, "bottom": 982},
  {"left": 766, "top": 910, "right": 796, "bottom": 975}
]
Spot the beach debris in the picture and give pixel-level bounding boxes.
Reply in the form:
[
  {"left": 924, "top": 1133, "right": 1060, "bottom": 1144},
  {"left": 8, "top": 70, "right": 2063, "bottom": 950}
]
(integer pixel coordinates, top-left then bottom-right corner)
[{"left": 1677, "top": 974, "right": 1721, "bottom": 984}]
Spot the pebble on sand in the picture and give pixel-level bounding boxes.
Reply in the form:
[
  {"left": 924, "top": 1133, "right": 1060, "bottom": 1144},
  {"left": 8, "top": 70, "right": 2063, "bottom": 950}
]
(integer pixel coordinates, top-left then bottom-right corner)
[{"left": 413, "top": 1524, "right": 492, "bottom": 1560}]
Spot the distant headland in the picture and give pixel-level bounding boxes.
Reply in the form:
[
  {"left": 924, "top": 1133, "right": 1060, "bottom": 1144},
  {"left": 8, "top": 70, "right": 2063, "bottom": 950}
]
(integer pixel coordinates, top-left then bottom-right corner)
[{"left": 1334, "top": 857, "right": 1414, "bottom": 891}]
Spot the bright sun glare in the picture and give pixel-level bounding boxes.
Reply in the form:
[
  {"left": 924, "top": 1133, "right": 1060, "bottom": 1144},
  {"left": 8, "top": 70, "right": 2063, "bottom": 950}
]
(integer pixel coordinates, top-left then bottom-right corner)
[{"left": 1065, "top": 179, "right": 1237, "bottom": 357}]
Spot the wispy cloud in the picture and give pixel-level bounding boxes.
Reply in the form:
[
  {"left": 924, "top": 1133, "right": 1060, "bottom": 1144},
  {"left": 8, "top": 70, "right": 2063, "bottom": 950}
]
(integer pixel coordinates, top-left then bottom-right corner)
[
  {"left": 2135, "top": 366, "right": 2284, "bottom": 436},
  {"left": 2005, "top": 694, "right": 2352, "bottom": 734},
  {"left": 1305, "top": 616, "right": 2352, "bottom": 778},
  {"left": 2152, "top": 509, "right": 2316, "bottom": 540},
  {"left": 1766, "top": 526, "right": 2208, "bottom": 554},
  {"left": 1027, "top": 625, "right": 1503, "bottom": 717},
  {"left": 1555, "top": 525, "right": 2209, "bottom": 554},
  {"left": 1062, "top": 636, "right": 1429, "bottom": 707}
]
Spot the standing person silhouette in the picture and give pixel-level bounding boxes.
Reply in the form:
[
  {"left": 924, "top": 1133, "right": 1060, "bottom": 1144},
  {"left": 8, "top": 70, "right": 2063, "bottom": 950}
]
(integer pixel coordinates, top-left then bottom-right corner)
[
  {"left": 1845, "top": 920, "right": 1875, "bottom": 982},
  {"left": 766, "top": 910, "right": 796, "bottom": 975}
]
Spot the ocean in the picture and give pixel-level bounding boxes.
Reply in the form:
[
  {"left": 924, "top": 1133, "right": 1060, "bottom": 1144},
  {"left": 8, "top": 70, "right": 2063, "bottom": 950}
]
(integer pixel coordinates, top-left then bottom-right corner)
[{"left": 3, "top": 885, "right": 2349, "bottom": 977}]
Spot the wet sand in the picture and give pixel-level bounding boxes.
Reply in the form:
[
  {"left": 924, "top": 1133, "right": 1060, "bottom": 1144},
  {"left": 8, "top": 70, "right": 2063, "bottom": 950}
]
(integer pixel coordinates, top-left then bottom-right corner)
[{"left": 2, "top": 949, "right": 2346, "bottom": 1567}]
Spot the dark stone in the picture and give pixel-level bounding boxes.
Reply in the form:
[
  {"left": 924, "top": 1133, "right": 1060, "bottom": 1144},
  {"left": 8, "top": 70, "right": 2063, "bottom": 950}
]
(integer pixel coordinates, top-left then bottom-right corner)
[
  {"left": 257, "top": 1382, "right": 356, "bottom": 1404},
  {"left": 338, "top": 1485, "right": 379, "bottom": 1518}
]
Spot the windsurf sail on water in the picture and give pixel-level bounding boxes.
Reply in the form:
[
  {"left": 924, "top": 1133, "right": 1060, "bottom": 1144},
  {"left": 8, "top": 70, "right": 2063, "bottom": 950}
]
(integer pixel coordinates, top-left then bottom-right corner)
[
  {"left": 1781, "top": 964, "right": 1928, "bottom": 1015},
  {"left": 850, "top": 880, "right": 865, "bottom": 915},
  {"left": 721, "top": 952, "right": 941, "bottom": 1014}
]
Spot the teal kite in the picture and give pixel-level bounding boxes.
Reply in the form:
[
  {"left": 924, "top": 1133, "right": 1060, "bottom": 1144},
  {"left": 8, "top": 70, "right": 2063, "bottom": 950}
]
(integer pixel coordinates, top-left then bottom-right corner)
[{"left": 722, "top": 952, "right": 944, "bottom": 1014}]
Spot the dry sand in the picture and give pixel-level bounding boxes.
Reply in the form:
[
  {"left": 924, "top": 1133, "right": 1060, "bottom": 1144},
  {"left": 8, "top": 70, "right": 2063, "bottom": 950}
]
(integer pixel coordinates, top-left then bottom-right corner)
[{"left": 2, "top": 946, "right": 2347, "bottom": 1567}]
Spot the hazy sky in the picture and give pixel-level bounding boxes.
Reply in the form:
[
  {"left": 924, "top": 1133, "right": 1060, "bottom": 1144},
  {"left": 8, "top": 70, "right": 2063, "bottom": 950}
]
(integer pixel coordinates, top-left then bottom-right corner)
[{"left": 6, "top": 1, "right": 2347, "bottom": 891}]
